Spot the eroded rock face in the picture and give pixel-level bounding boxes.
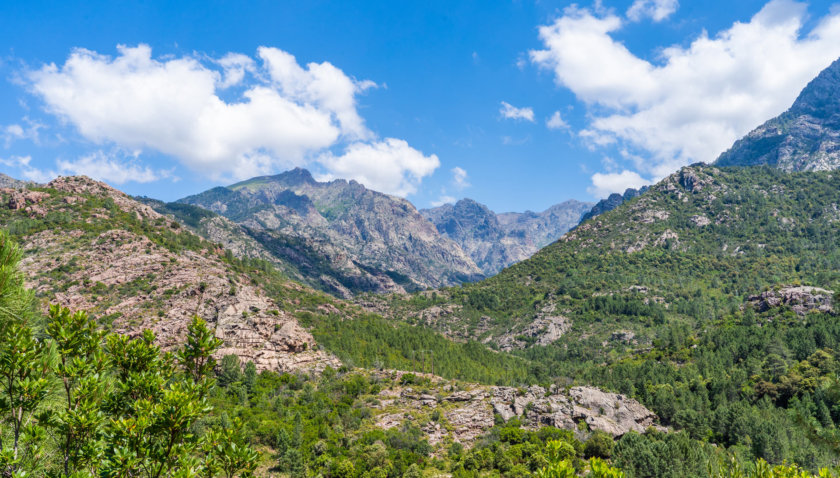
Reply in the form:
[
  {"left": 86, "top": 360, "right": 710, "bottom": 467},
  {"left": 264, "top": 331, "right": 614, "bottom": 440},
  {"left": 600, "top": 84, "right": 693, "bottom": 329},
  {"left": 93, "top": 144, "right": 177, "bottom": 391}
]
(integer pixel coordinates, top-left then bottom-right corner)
[
  {"left": 371, "top": 372, "right": 661, "bottom": 447},
  {"left": 747, "top": 286, "right": 834, "bottom": 315},
  {"left": 496, "top": 315, "right": 571, "bottom": 351},
  {"left": 20, "top": 228, "right": 339, "bottom": 373},
  {"left": 490, "top": 386, "right": 657, "bottom": 438}
]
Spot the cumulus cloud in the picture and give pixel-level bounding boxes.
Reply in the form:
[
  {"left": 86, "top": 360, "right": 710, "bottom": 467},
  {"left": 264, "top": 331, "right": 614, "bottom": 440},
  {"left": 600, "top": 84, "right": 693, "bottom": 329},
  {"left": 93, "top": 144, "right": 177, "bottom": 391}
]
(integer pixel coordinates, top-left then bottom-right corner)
[
  {"left": 0, "top": 155, "right": 56, "bottom": 183},
  {"left": 451, "top": 166, "right": 470, "bottom": 189},
  {"left": 431, "top": 195, "right": 456, "bottom": 207},
  {"left": 531, "top": 0, "right": 840, "bottom": 184},
  {"left": 318, "top": 139, "right": 440, "bottom": 196},
  {"left": 627, "top": 0, "right": 679, "bottom": 22},
  {"left": 546, "top": 111, "right": 569, "bottom": 130},
  {"left": 25, "top": 44, "right": 436, "bottom": 196},
  {"left": 56, "top": 151, "right": 171, "bottom": 184},
  {"left": 588, "top": 170, "right": 651, "bottom": 197},
  {"left": 499, "top": 101, "right": 535, "bottom": 122}
]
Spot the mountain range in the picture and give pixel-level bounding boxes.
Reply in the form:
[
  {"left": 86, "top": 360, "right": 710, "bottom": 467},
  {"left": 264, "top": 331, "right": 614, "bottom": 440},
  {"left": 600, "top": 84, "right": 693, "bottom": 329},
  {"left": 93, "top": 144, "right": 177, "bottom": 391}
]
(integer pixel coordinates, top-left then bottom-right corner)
[
  {"left": 5, "top": 52, "right": 840, "bottom": 477},
  {"left": 167, "top": 168, "right": 592, "bottom": 297},
  {"left": 420, "top": 198, "right": 592, "bottom": 275}
]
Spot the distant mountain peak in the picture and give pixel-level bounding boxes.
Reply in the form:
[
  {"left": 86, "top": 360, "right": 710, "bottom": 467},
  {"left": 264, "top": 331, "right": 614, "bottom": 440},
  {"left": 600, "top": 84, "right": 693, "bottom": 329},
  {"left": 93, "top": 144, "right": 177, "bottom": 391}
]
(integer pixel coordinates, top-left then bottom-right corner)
[
  {"left": 422, "top": 198, "right": 593, "bottom": 275},
  {"left": 715, "top": 57, "right": 840, "bottom": 171}
]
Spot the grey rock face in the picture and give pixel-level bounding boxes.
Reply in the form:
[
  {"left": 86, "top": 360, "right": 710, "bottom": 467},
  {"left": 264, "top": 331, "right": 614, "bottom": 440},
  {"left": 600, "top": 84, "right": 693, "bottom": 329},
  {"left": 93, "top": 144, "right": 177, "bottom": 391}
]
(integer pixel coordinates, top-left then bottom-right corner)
[
  {"left": 747, "top": 286, "right": 834, "bottom": 315},
  {"left": 179, "top": 168, "right": 483, "bottom": 297},
  {"left": 490, "top": 385, "right": 658, "bottom": 437},
  {"left": 716, "top": 57, "right": 840, "bottom": 171},
  {"left": 421, "top": 198, "right": 592, "bottom": 275},
  {"left": 579, "top": 187, "right": 649, "bottom": 225},
  {"left": 0, "top": 173, "right": 33, "bottom": 189}
]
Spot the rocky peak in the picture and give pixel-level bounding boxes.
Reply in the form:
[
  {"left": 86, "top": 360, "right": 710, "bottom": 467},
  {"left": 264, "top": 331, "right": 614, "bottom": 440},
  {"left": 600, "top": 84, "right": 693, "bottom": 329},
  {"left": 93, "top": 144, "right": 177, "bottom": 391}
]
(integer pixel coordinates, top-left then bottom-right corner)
[
  {"left": 788, "top": 57, "right": 840, "bottom": 122},
  {"left": 715, "top": 57, "right": 840, "bottom": 171},
  {"left": 180, "top": 169, "right": 482, "bottom": 296},
  {"left": 579, "top": 187, "right": 649, "bottom": 224},
  {"left": 0, "top": 173, "right": 32, "bottom": 189},
  {"left": 48, "top": 175, "right": 162, "bottom": 221}
]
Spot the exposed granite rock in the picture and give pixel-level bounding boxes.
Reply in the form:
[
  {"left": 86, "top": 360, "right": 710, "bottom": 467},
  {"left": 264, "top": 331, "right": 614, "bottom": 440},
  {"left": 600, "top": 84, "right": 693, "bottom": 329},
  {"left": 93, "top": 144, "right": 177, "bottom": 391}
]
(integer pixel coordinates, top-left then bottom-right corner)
[
  {"left": 4, "top": 176, "right": 340, "bottom": 374},
  {"left": 372, "top": 372, "right": 661, "bottom": 446},
  {"left": 747, "top": 286, "right": 834, "bottom": 315},
  {"left": 495, "top": 315, "right": 571, "bottom": 351}
]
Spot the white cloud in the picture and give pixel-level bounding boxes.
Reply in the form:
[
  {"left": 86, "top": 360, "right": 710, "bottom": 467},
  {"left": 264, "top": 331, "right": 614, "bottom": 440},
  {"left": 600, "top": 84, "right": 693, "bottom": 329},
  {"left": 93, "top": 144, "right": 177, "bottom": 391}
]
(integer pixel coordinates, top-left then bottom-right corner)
[
  {"left": 499, "top": 101, "right": 535, "bottom": 122},
  {"left": 627, "top": 0, "right": 679, "bottom": 22},
  {"left": 546, "top": 111, "right": 569, "bottom": 130},
  {"left": 56, "top": 151, "right": 170, "bottom": 184},
  {"left": 530, "top": 1, "right": 840, "bottom": 180},
  {"left": 0, "top": 155, "right": 55, "bottom": 183},
  {"left": 318, "top": 138, "right": 440, "bottom": 196},
  {"left": 25, "top": 44, "right": 437, "bottom": 196},
  {"left": 452, "top": 166, "right": 470, "bottom": 189},
  {"left": 2, "top": 119, "right": 44, "bottom": 147},
  {"left": 588, "top": 170, "right": 651, "bottom": 197},
  {"left": 431, "top": 195, "right": 456, "bottom": 207}
]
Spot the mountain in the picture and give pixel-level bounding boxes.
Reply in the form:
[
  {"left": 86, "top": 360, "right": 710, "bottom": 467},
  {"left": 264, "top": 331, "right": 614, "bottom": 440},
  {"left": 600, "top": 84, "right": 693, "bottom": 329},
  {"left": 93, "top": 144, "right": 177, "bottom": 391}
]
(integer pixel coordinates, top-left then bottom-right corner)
[
  {"left": 421, "top": 198, "right": 592, "bottom": 275},
  {"left": 178, "top": 168, "right": 483, "bottom": 297},
  {"left": 578, "top": 186, "right": 648, "bottom": 224},
  {"left": 381, "top": 164, "right": 840, "bottom": 467},
  {"left": 0, "top": 176, "right": 339, "bottom": 372},
  {"left": 716, "top": 57, "right": 840, "bottom": 170}
]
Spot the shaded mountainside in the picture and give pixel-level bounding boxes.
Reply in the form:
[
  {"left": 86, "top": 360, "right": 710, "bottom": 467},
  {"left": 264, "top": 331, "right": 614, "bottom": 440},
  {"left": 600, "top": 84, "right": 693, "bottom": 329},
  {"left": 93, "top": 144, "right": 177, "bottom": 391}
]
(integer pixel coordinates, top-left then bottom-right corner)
[
  {"left": 178, "top": 168, "right": 483, "bottom": 297},
  {"left": 716, "top": 57, "right": 840, "bottom": 171},
  {"left": 421, "top": 198, "right": 592, "bottom": 275}
]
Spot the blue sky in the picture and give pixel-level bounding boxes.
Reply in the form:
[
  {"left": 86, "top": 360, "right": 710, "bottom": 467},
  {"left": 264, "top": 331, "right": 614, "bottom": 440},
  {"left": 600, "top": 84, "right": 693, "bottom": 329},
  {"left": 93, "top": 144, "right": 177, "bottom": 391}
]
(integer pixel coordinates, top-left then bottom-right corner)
[{"left": 1, "top": 0, "right": 839, "bottom": 212}]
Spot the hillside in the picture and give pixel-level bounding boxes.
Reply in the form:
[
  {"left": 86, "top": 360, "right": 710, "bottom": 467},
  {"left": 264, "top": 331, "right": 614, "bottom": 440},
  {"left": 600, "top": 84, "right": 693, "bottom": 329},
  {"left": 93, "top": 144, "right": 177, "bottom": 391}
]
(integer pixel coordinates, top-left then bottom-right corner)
[
  {"left": 0, "top": 176, "right": 540, "bottom": 383},
  {"left": 386, "top": 165, "right": 840, "bottom": 346},
  {"left": 178, "top": 168, "right": 483, "bottom": 297},
  {"left": 379, "top": 164, "right": 840, "bottom": 467},
  {"left": 716, "top": 57, "right": 840, "bottom": 170},
  {"left": 421, "top": 198, "right": 592, "bottom": 275}
]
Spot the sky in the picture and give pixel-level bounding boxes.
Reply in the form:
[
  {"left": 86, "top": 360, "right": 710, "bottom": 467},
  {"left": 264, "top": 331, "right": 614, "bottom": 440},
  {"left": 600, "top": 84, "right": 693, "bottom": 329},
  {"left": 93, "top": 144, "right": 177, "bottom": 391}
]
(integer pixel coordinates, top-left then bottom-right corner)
[{"left": 2, "top": 0, "right": 840, "bottom": 213}]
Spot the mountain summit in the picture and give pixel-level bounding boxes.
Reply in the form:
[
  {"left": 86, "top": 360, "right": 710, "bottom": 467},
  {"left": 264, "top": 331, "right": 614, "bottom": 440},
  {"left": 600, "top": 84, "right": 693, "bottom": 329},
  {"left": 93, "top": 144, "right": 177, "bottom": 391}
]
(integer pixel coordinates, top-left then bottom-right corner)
[
  {"left": 716, "top": 57, "right": 840, "bottom": 170},
  {"left": 178, "top": 169, "right": 483, "bottom": 297}
]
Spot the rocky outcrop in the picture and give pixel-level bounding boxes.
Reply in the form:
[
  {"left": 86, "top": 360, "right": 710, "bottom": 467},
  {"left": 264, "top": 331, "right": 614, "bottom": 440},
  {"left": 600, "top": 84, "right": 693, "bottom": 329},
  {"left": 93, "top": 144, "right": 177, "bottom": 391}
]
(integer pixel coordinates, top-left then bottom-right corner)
[
  {"left": 495, "top": 315, "right": 570, "bottom": 351},
  {"left": 747, "top": 286, "right": 834, "bottom": 315},
  {"left": 179, "top": 168, "right": 483, "bottom": 296},
  {"left": 0, "top": 173, "right": 33, "bottom": 189},
  {"left": 716, "top": 57, "right": 840, "bottom": 171},
  {"left": 372, "top": 373, "right": 661, "bottom": 447}
]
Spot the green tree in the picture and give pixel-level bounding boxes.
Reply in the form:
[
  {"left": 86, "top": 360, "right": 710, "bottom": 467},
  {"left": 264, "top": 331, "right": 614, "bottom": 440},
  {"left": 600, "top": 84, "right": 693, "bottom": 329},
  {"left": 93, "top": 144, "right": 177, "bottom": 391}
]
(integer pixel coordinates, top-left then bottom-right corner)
[
  {"left": 45, "top": 304, "right": 109, "bottom": 476},
  {"left": 0, "top": 230, "right": 50, "bottom": 476}
]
